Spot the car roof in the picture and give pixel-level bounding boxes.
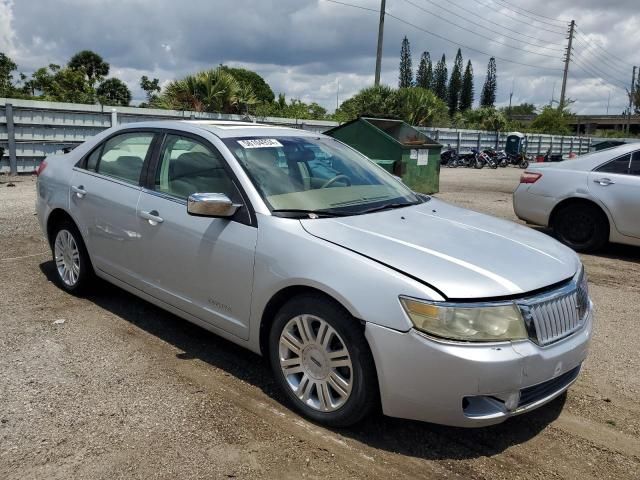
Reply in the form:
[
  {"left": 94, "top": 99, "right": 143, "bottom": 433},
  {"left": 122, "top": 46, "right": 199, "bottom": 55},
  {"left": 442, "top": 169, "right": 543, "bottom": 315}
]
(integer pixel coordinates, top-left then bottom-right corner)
[
  {"left": 117, "top": 120, "right": 318, "bottom": 139},
  {"left": 533, "top": 142, "right": 640, "bottom": 171}
]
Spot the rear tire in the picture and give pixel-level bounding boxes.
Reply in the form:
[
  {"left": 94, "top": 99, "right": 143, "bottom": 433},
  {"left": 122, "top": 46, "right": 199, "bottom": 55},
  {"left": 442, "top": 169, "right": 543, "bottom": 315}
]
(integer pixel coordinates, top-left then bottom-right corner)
[
  {"left": 553, "top": 203, "right": 609, "bottom": 252},
  {"left": 50, "top": 220, "right": 93, "bottom": 294},
  {"left": 268, "top": 294, "right": 378, "bottom": 427}
]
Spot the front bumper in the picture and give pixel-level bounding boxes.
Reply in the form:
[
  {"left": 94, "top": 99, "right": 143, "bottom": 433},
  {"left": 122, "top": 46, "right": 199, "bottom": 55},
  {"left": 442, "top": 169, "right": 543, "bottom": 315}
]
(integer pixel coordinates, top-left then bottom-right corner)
[{"left": 365, "top": 304, "right": 593, "bottom": 427}]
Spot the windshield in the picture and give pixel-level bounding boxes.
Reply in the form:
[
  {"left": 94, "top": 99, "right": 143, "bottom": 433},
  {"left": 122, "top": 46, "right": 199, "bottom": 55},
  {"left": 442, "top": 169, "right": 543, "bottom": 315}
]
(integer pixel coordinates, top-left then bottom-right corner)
[{"left": 222, "top": 136, "right": 421, "bottom": 216}]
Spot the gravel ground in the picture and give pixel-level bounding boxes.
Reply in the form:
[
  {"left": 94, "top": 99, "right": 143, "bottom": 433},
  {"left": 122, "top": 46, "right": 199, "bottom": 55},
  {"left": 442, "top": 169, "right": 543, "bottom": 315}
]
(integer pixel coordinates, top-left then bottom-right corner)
[{"left": 1, "top": 170, "right": 639, "bottom": 479}]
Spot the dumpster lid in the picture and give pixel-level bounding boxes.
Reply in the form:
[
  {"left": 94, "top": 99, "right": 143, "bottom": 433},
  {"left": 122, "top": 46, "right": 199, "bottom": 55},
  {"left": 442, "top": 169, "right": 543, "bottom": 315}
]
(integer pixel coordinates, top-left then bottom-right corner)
[
  {"left": 363, "top": 117, "right": 439, "bottom": 147},
  {"left": 325, "top": 116, "right": 440, "bottom": 148}
]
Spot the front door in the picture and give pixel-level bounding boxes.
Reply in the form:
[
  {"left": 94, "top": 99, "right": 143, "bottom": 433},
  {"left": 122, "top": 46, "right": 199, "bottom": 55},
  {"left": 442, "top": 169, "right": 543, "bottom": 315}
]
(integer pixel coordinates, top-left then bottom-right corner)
[
  {"left": 70, "top": 130, "right": 156, "bottom": 287},
  {"left": 589, "top": 151, "right": 640, "bottom": 238},
  {"left": 135, "top": 133, "right": 257, "bottom": 340}
]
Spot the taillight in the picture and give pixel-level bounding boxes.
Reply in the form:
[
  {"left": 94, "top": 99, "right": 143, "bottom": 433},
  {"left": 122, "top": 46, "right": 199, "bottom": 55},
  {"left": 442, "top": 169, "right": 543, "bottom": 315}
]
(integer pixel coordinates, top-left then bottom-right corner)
[
  {"left": 35, "top": 160, "right": 48, "bottom": 176},
  {"left": 520, "top": 171, "right": 542, "bottom": 184}
]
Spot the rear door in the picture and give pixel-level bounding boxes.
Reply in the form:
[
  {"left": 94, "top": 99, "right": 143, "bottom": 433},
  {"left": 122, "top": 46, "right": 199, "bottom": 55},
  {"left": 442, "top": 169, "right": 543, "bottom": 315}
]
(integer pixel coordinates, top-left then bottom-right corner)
[
  {"left": 588, "top": 151, "right": 640, "bottom": 238},
  {"left": 134, "top": 132, "right": 257, "bottom": 340},
  {"left": 70, "top": 130, "right": 157, "bottom": 286}
]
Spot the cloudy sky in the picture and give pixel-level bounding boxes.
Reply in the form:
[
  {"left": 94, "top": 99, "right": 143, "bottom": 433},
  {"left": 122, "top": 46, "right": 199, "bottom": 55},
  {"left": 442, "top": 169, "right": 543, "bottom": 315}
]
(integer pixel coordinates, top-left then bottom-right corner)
[{"left": 0, "top": 0, "right": 637, "bottom": 114}]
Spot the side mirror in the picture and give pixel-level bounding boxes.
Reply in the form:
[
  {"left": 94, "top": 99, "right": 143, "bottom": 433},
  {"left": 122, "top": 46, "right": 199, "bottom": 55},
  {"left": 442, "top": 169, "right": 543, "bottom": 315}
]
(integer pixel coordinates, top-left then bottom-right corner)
[{"left": 187, "top": 193, "right": 242, "bottom": 218}]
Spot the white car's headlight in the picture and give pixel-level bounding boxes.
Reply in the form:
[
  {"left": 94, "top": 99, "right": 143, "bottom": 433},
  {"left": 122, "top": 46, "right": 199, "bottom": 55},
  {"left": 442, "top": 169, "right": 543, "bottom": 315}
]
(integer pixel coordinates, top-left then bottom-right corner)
[{"left": 400, "top": 297, "right": 528, "bottom": 342}]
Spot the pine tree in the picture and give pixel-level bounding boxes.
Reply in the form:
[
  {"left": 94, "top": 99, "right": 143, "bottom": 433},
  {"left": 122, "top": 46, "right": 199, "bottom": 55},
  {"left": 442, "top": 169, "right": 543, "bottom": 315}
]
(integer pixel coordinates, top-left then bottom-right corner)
[
  {"left": 480, "top": 57, "right": 497, "bottom": 108},
  {"left": 447, "top": 49, "right": 463, "bottom": 116},
  {"left": 459, "top": 60, "right": 474, "bottom": 111},
  {"left": 415, "top": 51, "right": 432, "bottom": 90},
  {"left": 432, "top": 54, "right": 448, "bottom": 103},
  {"left": 399, "top": 37, "right": 413, "bottom": 88}
]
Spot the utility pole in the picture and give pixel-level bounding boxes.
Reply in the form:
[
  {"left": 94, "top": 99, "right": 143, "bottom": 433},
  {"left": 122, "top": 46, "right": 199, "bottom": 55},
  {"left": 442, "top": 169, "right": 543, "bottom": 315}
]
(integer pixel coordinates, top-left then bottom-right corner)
[
  {"left": 559, "top": 19, "right": 575, "bottom": 110},
  {"left": 508, "top": 78, "right": 514, "bottom": 118},
  {"left": 606, "top": 90, "right": 611, "bottom": 115},
  {"left": 626, "top": 66, "right": 636, "bottom": 135},
  {"left": 374, "top": 0, "right": 386, "bottom": 86}
]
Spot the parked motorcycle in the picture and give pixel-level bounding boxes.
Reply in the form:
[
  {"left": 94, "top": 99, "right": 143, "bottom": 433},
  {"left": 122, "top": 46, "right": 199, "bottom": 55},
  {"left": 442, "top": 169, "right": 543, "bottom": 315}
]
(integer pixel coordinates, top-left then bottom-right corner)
[
  {"left": 480, "top": 149, "right": 499, "bottom": 169},
  {"left": 505, "top": 152, "right": 530, "bottom": 169},
  {"left": 440, "top": 144, "right": 458, "bottom": 166}
]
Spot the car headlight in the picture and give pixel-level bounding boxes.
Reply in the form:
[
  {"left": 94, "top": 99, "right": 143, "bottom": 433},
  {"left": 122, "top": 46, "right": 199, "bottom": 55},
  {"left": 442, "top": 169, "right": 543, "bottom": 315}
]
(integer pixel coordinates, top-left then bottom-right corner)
[{"left": 400, "top": 297, "right": 528, "bottom": 342}]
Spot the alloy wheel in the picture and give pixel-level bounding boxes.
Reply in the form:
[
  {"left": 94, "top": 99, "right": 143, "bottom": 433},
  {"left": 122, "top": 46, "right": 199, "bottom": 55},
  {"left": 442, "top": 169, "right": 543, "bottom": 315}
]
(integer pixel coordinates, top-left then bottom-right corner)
[
  {"left": 278, "top": 314, "right": 353, "bottom": 412},
  {"left": 54, "top": 229, "right": 81, "bottom": 287}
]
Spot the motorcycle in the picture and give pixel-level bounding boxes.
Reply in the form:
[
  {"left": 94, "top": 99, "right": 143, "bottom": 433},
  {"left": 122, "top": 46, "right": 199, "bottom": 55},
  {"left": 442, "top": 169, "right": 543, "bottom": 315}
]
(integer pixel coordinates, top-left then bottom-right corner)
[
  {"left": 440, "top": 144, "right": 458, "bottom": 166},
  {"left": 468, "top": 148, "right": 485, "bottom": 169},
  {"left": 480, "top": 149, "right": 499, "bottom": 169},
  {"left": 505, "top": 152, "right": 530, "bottom": 169}
]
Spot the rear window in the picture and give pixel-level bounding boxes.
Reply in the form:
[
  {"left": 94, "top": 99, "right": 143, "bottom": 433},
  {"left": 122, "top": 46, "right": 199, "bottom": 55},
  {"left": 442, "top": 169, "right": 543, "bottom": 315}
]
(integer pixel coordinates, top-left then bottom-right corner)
[{"left": 596, "top": 154, "right": 631, "bottom": 175}]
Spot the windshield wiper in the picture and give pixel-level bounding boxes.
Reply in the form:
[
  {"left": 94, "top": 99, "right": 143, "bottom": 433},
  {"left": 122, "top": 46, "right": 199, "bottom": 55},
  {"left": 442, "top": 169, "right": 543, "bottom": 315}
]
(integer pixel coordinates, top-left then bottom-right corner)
[
  {"left": 271, "top": 208, "right": 352, "bottom": 218},
  {"left": 356, "top": 202, "right": 419, "bottom": 215}
]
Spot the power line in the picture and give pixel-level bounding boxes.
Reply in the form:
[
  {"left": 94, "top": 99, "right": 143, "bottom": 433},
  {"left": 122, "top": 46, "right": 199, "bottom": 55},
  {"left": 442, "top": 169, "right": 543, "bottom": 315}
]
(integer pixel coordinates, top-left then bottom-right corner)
[
  {"left": 571, "top": 57, "right": 627, "bottom": 92},
  {"left": 325, "top": 0, "right": 562, "bottom": 71},
  {"left": 576, "top": 29, "right": 629, "bottom": 69},
  {"left": 418, "top": 0, "right": 564, "bottom": 52},
  {"left": 489, "top": 0, "right": 569, "bottom": 26},
  {"left": 323, "top": 0, "right": 378, "bottom": 13},
  {"left": 402, "top": 0, "right": 559, "bottom": 58},
  {"left": 570, "top": 46, "right": 629, "bottom": 87},
  {"left": 467, "top": 0, "right": 566, "bottom": 35},
  {"left": 383, "top": 11, "right": 563, "bottom": 71},
  {"left": 572, "top": 37, "right": 630, "bottom": 79},
  {"left": 415, "top": 0, "right": 565, "bottom": 51}
]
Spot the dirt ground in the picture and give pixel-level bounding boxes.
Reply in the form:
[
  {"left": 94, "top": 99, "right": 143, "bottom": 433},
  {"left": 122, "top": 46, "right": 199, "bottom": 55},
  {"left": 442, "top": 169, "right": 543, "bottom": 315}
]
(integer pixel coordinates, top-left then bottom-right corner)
[{"left": 1, "top": 169, "right": 639, "bottom": 479}]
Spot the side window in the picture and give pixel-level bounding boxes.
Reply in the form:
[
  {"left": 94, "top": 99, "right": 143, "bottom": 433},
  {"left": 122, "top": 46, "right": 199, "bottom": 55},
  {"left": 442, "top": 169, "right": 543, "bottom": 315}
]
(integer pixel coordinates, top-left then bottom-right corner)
[
  {"left": 631, "top": 151, "right": 640, "bottom": 176},
  {"left": 155, "top": 134, "right": 236, "bottom": 200},
  {"left": 96, "top": 132, "right": 154, "bottom": 184},
  {"left": 86, "top": 147, "right": 101, "bottom": 171},
  {"left": 596, "top": 154, "right": 631, "bottom": 175}
]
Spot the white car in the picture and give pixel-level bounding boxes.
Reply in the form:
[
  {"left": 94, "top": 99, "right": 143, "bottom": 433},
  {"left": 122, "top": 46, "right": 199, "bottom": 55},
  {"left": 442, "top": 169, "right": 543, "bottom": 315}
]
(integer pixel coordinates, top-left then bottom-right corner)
[{"left": 514, "top": 144, "right": 640, "bottom": 251}]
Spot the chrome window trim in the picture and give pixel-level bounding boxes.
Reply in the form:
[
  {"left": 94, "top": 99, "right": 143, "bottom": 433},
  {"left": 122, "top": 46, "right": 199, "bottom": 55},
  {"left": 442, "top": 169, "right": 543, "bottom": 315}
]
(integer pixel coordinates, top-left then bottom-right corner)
[{"left": 71, "top": 167, "right": 144, "bottom": 191}]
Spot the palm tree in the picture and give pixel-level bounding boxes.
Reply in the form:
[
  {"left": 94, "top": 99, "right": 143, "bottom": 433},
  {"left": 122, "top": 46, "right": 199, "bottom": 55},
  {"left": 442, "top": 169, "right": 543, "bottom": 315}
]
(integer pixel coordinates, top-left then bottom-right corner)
[
  {"left": 395, "top": 87, "right": 448, "bottom": 126},
  {"left": 237, "top": 82, "right": 258, "bottom": 115},
  {"left": 160, "top": 67, "right": 243, "bottom": 113}
]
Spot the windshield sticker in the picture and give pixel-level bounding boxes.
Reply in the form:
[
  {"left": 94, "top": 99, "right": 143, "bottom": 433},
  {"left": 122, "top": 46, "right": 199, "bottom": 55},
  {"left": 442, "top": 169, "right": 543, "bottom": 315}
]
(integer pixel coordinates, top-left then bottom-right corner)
[{"left": 237, "top": 139, "right": 283, "bottom": 149}]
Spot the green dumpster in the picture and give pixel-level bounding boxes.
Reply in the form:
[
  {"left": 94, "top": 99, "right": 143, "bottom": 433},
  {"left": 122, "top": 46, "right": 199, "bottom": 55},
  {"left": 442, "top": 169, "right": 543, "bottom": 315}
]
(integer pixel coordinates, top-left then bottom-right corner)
[{"left": 324, "top": 117, "right": 442, "bottom": 194}]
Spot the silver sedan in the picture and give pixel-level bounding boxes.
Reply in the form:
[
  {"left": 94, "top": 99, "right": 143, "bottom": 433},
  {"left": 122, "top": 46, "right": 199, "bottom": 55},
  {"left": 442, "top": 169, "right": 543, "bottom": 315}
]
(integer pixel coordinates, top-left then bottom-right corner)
[
  {"left": 514, "top": 144, "right": 640, "bottom": 252},
  {"left": 36, "top": 121, "right": 592, "bottom": 427}
]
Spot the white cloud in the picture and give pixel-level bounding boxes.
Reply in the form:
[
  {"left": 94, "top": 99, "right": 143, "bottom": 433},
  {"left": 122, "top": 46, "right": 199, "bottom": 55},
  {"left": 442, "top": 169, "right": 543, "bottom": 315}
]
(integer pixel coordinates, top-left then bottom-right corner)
[{"left": 1, "top": 0, "right": 637, "bottom": 114}]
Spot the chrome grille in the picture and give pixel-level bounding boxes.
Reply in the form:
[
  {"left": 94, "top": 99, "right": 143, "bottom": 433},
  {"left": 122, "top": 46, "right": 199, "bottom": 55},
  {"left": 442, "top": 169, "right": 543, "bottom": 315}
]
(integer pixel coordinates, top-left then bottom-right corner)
[{"left": 519, "top": 271, "right": 590, "bottom": 346}]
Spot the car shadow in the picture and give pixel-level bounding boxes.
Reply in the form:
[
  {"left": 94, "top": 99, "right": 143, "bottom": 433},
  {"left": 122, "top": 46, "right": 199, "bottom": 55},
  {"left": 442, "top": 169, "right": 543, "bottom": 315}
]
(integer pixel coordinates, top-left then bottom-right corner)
[{"left": 40, "top": 260, "right": 565, "bottom": 461}]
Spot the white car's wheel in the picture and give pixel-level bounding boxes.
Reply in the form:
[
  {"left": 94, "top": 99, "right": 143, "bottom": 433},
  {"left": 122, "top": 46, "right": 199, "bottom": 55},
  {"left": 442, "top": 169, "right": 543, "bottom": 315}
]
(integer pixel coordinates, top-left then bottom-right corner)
[
  {"left": 553, "top": 203, "right": 609, "bottom": 252},
  {"left": 51, "top": 221, "right": 93, "bottom": 293}
]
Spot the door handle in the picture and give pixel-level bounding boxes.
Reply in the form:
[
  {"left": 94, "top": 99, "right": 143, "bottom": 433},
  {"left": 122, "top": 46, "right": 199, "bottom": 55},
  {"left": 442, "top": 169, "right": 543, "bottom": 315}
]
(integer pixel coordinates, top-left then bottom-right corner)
[
  {"left": 139, "top": 210, "right": 164, "bottom": 225},
  {"left": 71, "top": 185, "right": 87, "bottom": 198},
  {"left": 594, "top": 178, "right": 615, "bottom": 186}
]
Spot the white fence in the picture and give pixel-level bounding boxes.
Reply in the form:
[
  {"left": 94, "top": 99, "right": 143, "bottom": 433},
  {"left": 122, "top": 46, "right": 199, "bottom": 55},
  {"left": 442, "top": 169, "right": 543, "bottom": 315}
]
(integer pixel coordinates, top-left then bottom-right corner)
[
  {"left": 0, "top": 97, "right": 620, "bottom": 173},
  {"left": 0, "top": 98, "right": 336, "bottom": 173},
  {"left": 417, "top": 127, "right": 592, "bottom": 156}
]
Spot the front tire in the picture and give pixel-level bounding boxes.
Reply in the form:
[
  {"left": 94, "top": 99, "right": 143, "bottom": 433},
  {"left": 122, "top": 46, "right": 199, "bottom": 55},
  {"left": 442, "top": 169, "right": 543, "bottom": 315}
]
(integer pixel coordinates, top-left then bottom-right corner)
[
  {"left": 553, "top": 203, "right": 609, "bottom": 252},
  {"left": 51, "top": 220, "right": 93, "bottom": 294},
  {"left": 268, "top": 294, "right": 378, "bottom": 427}
]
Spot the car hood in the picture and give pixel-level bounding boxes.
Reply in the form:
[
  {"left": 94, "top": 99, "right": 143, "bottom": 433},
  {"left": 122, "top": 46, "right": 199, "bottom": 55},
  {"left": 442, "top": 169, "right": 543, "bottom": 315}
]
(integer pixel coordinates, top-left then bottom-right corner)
[{"left": 300, "top": 198, "right": 580, "bottom": 299}]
